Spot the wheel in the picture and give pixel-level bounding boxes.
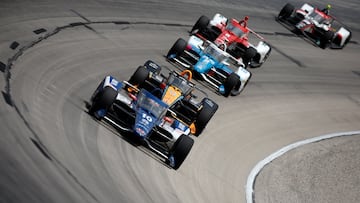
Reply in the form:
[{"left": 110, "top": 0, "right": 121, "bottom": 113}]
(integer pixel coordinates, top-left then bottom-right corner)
[
  {"left": 190, "top": 15, "right": 209, "bottom": 34},
  {"left": 278, "top": 3, "right": 294, "bottom": 19},
  {"left": 90, "top": 80, "right": 105, "bottom": 102},
  {"left": 320, "top": 31, "right": 334, "bottom": 49},
  {"left": 89, "top": 86, "right": 117, "bottom": 117},
  {"left": 223, "top": 72, "right": 240, "bottom": 97},
  {"left": 243, "top": 47, "right": 257, "bottom": 65},
  {"left": 231, "top": 73, "right": 252, "bottom": 96},
  {"left": 144, "top": 60, "right": 161, "bottom": 74},
  {"left": 250, "top": 46, "right": 271, "bottom": 68},
  {"left": 128, "top": 66, "right": 149, "bottom": 86},
  {"left": 171, "top": 135, "right": 194, "bottom": 170},
  {"left": 167, "top": 38, "right": 187, "bottom": 58},
  {"left": 194, "top": 98, "right": 218, "bottom": 137},
  {"left": 226, "top": 43, "right": 243, "bottom": 59}
]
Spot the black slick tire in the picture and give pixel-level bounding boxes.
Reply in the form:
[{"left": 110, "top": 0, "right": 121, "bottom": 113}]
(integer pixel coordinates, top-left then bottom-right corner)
[
  {"left": 171, "top": 135, "right": 194, "bottom": 170},
  {"left": 278, "top": 3, "right": 294, "bottom": 20},
  {"left": 128, "top": 66, "right": 149, "bottom": 87},
  {"left": 243, "top": 47, "right": 257, "bottom": 65},
  {"left": 191, "top": 15, "right": 210, "bottom": 34},
  {"left": 167, "top": 38, "right": 187, "bottom": 58},
  {"left": 194, "top": 98, "right": 218, "bottom": 137},
  {"left": 320, "top": 31, "right": 334, "bottom": 49},
  {"left": 89, "top": 86, "right": 117, "bottom": 118},
  {"left": 223, "top": 72, "right": 240, "bottom": 97}
]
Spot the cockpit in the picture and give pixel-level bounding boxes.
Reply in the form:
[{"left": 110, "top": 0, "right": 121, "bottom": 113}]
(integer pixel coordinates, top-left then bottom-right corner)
[{"left": 166, "top": 72, "right": 193, "bottom": 94}]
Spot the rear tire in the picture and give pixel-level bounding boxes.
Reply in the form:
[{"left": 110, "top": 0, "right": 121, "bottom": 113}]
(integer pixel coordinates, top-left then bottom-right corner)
[
  {"left": 194, "top": 98, "right": 218, "bottom": 137},
  {"left": 128, "top": 66, "right": 149, "bottom": 87},
  {"left": 191, "top": 15, "right": 210, "bottom": 34},
  {"left": 223, "top": 73, "right": 240, "bottom": 97},
  {"left": 171, "top": 135, "right": 194, "bottom": 170},
  {"left": 278, "top": 3, "right": 294, "bottom": 20}
]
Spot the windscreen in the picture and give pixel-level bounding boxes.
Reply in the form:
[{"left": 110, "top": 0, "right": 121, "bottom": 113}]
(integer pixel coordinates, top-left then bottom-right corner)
[
  {"left": 226, "top": 23, "right": 246, "bottom": 38},
  {"left": 309, "top": 11, "right": 326, "bottom": 24},
  {"left": 204, "top": 44, "right": 228, "bottom": 62},
  {"left": 167, "top": 73, "right": 192, "bottom": 94},
  {"left": 137, "top": 89, "right": 168, "bottom": 118}
]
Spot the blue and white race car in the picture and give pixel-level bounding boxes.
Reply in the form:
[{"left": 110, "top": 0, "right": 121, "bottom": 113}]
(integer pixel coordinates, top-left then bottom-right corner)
[
  {"left": 167, "top": 36, "right": 252, "bottom": 97},
  {"left": 87, "top": 60, "right": 218, "bottom": 169}
]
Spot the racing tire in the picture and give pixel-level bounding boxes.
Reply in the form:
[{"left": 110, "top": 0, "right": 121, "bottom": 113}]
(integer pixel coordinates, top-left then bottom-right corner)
[
  {"left": 128, "top": 66, "right": 149, "bottom": 87},
  {"left": 144, "top": 60, "right": 161, "bottom": 74},
  {"left": 278, "top": 3, "right": 294, "bottom": 20},
  {"left": 250, "top": 46, "right": 271, "bottom": 68},
  {"left": 231, "top": 73, "right": 252, "bottom": 96},
  {"left": 223, "top": 72, "right": 240, "bottom": 97},
  {"left": 166, "top": 38, "right": 187, "bottom": 58},
  {"left": 89, "top": 86, "right": 117, "bottom": 118},
  {"left": 171, "top": 135, "right": 194, "bottom": 170},
  {"left": 90, "top": 80, "right": 105, "bottom": 102},
  {"left": 320, "top": 31, "right": 334, "bottom": 49},
  {"left": 194, "top": 98, "right": 218, "bottom": 137},
  {"left": 191, "top": 15, "right": 210, "bottom": 34},
  {"left": 243, "top": 47, "right": 257, "bottom": 65}
]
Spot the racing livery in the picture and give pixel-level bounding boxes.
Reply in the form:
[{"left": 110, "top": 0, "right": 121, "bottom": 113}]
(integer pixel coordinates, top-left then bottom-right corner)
[
  {"left": 167, "top": 36, "right": 251, "bottom": 97},
  {"left": 87, "top": 60, "right": 218, "bottom": 169},
  {"left": 277, "top": 3, "right": 352, "bottom": 49},
  {"left": 190, "top": 13, "right": 271, "bottom": 68}
]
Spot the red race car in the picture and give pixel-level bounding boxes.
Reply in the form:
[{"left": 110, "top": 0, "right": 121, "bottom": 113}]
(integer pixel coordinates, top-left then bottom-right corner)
[{"left": 190, "top": 13, "right": 271, "bottom": 68}]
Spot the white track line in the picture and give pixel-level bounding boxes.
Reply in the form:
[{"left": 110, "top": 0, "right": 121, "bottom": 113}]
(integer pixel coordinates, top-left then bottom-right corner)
[{"left": 246, "top": 130, "right": 360, "bottom": 203}]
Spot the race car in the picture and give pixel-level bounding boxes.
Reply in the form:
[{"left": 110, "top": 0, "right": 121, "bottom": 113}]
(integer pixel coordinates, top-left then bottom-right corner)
[
  {"left": 87, "top": 60, "right": 218, "bottom": 169},
  {"left": 277, "top": 3, "right": 352, "bottom": 49},
  {"left": 167, "top": 36, "right": 252, "bottom": 97},
  {"left": 190, "top": 13, "right": 271, "bottom": 68}
]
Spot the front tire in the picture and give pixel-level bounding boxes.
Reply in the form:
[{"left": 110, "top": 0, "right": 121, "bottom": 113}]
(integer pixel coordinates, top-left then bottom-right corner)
[
  {"left": 223, "top": 72, "right": 240, "bottom": 97},
  {"left": 171, "top": 135, "right": 194, "bottom": 170},
  {"left": 243, "top": 47, "right": 257, "bottom": 66},
  {"left": 167, "top": 38, "right": 187, "bottom": 59},
  {"left": 89, "top": 86, "right": 117, "bottom": 118},
  {"left": 194, "top": 98, "right": 218, "bottom": 137},
  {"left": 320, "top": 31, "right": 334, "bottom": 49},
  {"left": 250, "top": 46, "right": 271, "bottom": 68}
]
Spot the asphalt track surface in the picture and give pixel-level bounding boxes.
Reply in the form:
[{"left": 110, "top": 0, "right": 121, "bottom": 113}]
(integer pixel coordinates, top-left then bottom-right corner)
[{"left": 0, "top": 0, "right": 359, "bottom": 202}]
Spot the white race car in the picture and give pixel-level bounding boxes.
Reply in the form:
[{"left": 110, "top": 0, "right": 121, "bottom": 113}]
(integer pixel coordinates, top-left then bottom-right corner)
[{"left": 278, "top": 3, "right": 352, "bottom": 49}]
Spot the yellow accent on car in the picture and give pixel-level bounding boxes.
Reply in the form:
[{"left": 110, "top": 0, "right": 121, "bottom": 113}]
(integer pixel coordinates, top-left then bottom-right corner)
[
  {"left": 189, "top": 123, "right": 196, "bottom": 135},
  {"left": 162, "top": 86, "right": 182, "bottom": 105}
]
